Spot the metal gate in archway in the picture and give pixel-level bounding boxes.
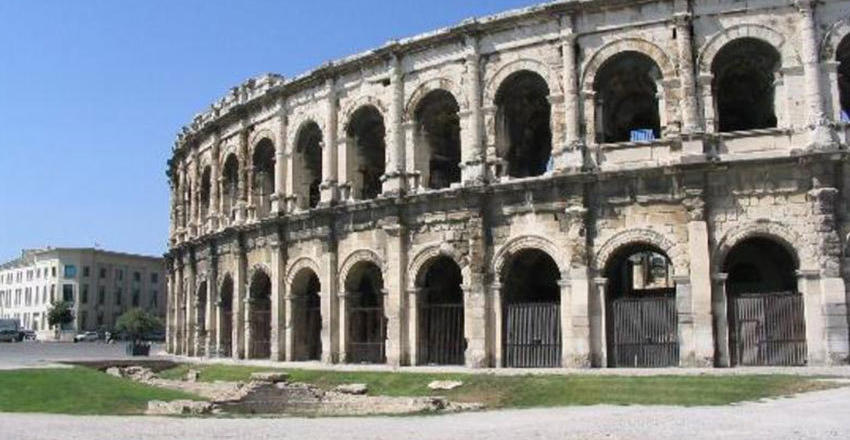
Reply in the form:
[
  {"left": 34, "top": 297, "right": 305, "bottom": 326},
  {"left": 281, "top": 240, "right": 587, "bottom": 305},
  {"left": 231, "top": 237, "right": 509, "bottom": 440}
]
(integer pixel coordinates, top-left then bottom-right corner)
[
  {"left": 731, "top": 292, "right": 806, "bottom": 366},
  {"left": 420, "top": 304, "right": 465, "bottom": 365},
  {"left": 611, "top": 296, "right": 678, "bottom": 368},
  {"left": 348, "top": 306, "right": 386, "bottom": 364},
  {"left": 503, "top": 302, "right": 561, "bottom": 368},
  {"left": 250, "top": 309, "right": 271, "bottom": 359}
]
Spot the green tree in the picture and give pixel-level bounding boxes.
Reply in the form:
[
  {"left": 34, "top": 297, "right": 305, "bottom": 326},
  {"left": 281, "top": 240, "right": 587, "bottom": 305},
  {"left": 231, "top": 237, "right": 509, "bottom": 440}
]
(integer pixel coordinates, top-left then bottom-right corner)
[
  {"left": 47, "top": 301, "right": 74, "bottom": 338},
  {"left": 115, "top": 308, "right": 163, "bottom": 344}
]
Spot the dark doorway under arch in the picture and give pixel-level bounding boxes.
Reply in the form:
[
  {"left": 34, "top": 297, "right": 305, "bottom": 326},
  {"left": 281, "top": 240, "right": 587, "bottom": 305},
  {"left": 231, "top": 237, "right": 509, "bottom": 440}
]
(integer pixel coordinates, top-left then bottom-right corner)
[
  {"left": 501, "top": 249, "right": 561, "bottom": 368},
  {"left": 219, "top": 276, "right": 233, "bottom": 358},
  {"left": 291, "top": 269, "right": 322, "bottom": 361},
  {"left": 604, "top": 244, "right": 678, "bottom": 368},
  {"left": 248, "top": 270, "right": 272, "bottom": 359},
  {"left": 417, "top": 256, "right": 465, "bottom": 365},
  {"left": 723, "top": 237, "right": 805, "bottom": 366},
  {"left": 345, "top": 262, "right": 386, "bottom": 364}
]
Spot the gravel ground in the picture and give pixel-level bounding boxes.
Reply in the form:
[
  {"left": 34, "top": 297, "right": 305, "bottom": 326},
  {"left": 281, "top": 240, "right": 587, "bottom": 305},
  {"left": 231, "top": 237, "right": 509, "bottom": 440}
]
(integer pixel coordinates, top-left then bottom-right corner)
[{"left": 1, "top": 385, "right": 848, "bottom": 440}]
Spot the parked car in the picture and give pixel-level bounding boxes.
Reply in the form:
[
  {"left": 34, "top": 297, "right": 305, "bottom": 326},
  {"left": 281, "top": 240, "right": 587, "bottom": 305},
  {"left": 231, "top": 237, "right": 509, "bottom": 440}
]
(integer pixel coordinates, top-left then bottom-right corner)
[
  {"left": 73, "top": 331, "right": 99, "bottom": 343},
  {"left": 21, "top": 329, "right": 36, "bottom": 341},
  {"left": 0, "top": 319, "right": 21, "bottom": 342}
]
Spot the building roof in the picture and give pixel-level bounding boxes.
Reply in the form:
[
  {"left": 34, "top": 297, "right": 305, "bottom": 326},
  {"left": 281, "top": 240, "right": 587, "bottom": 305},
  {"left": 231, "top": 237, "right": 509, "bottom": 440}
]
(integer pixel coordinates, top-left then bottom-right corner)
[{"left": 0, "top": 247, "right": 163, "bottom": 270}]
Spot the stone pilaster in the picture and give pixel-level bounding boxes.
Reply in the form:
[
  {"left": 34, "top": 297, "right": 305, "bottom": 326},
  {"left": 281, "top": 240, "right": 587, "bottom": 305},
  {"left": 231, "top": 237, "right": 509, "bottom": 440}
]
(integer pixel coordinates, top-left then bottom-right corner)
[
  {"left": 461, "top": 34, "right": 486, "bottom": 185},
  {"left": 591, "top": 277, "right": 607, "bottom": 368},
  {"left": 382, "top": 53, "right": 407, "bottom": 196},
  {"left": 684, "top": 191, "right": 714, "bottom": 366},
  {"left": 382, "top": 222, "right": 408, "bottom": 366},
  {"left": 321, "top": 78, "right": 339, "bottom": 205},
  {"left": 711, "top": 273, "right": 730, "bottom": 367},
  {"left": 797, "top": 0, "right": 836, "bottom": 150},
  {"left": 270, "top": 231, "right": 286, "bottom": 361},
  {"left": 675, "top": 12, "right": 701, "bottom": 136},
  {"left": 489, "top": 282, "right": 503, "bottom": 368},
  {"left": 557, "top": 15, "right": 583, "bottom": 171},
  {"left": 232, "top": 239, "right": 247, "bottom": 359},
  {"left": 273, "top": 96, "right": 288, "bottom": 213},
  {"left": 205, "top": 248, "right": 217, "bottom": 358},
  {"left": 463, "top": 283, "right": 488, "bottom": 368},
  {"left": 210, "top": 133, "right": 221, "bottom": 231},
  {"left": 236, "top": 126, "right": 249, "bottom": 223}
]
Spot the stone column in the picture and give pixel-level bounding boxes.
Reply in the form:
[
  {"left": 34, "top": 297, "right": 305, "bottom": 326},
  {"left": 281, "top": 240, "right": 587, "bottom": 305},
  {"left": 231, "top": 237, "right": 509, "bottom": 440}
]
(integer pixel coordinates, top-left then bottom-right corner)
[
  {"left": 232, "top": 243, "right": 247, "bottom": 359},
  {"left": 567, "top": 265, "right": 592, "bottom": 367},
  {"left": 711, "top": 273, "right": 730, "bottom": 367},
  {"left": 323, "top": 242, "right": 339, "bottom": 364},
  {"left": 186, "top": 255, "right": 197, "bottom": 357},
  {"left": 490, "top": 282, "right": 503, "bottom": 368},
  {"left": 284, "top": 293, "right": 296, "bottom": 361},
  {"left": 383, "top": 223, "right": 407, "bottom": 366},
  {"left": 558, "top": 17, "right": 583, "bottom": 171},
  {"left": 383, "top": 53, "right": 406, "bottom": 196},
  {"left": 321, "top": 78, "right": 339, "bottom": 204},
  {"left": 675, "top": 12, "right": 701, "bottom": 136},
  {"left": 190, "top": 158, "right": 200, "bottom": 237},
  {"left": 674, "top": 276, "right": 694, "bottom": 367},
  {"left": 270, "top": 234, "right": 286, "bottom": 361},
  {"left": 210, "top": 135, "right": 221, "bottom": 231},
  {"left": 591, "top": 277, "right": 607, "bottom": 368},
  {"left": 337, "top": 291, "right": 349, "bottom": 363},
  {"left": 461, "top": 34, "right": 486, "bottom": 185},
  {"left": 798, "top": 269, "right": 826, "bottom": 365},
  {"left": 273, "top": 96, "right": 288, "bottom": 213},
  {"left": 243, "top": 296, "right": 253, "bottom": 359},
  {"left": 685, "top": 194, "right": 714, "bottom": 366},
  {"left": 235, "top": 127, "right": 249, "bottom": 223},
  {"left": 797, "top": 0, "right": 836, "bottom": 149},
  {"left": 407, "top": 288, "right": 421, "bottom": 366},
  {"left": 205, "top": 254, "right": 217, "bottom": 358},
  {"left": 165, "top": 270, "right": 174, "bottom": 353},
  {"left": 463, "top": 283, "right": 488, "bottom": 368},
  {"left": 558, "top": 276, "right": 572, "bottom": 367},
  {"left": 582, "top": 91, "right": 598, "bottom": 166}
]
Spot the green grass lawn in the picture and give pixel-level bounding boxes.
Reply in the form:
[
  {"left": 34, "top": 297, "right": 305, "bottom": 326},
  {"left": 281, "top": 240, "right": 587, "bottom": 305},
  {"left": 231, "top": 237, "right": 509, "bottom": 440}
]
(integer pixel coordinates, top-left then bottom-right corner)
[
  {"left": 0, "top": 367, "right": 203, "bottom": 415},
  {"left": 159, "top": 364, "right": 836, "bottom": 408}
]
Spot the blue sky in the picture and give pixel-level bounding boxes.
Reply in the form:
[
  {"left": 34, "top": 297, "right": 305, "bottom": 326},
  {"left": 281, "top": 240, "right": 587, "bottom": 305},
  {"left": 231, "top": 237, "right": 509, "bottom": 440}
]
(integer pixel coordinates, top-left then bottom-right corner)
[{"left": 0, "top": 0, "right": 542, "bottom": 262}]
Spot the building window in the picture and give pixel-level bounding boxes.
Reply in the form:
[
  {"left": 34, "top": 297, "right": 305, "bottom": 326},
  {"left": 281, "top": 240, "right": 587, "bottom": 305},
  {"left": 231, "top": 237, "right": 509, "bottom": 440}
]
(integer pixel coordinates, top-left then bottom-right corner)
[
  {"left": 115, "top": 288, "right": 122, "bottom": 306},
  {"left": 99, "top": 267, "right": 107, "bottom": 279},
  {"left": 62, "top": 284, "right": 74, "bottom": 302},
  {"left": 132, "top": 289, "right": 140, "bottom": 307},
  {"left": 133, "top": 272, "right": 141, "bottom": 283},
  {"left": 83, "top": 266, "right": 90, "bottom": 277},
  {"left": 64, "top": 265, "right": 77, "bottom": 279},
  {"left": 98, "top": 286, "right": 105, "bottom": 305},
  {"left": 151, "top": 273, "right": 159, "bottom": 284},
  {"left": 51, "top": 267, "right": 57, "bottom": 278},
  {"left": 150, "top": 291, "right": 158, "bottom": 308},
  {"left": 81, "top": 284, "right": 89, "bottom": 304},
  {"left": 116, "top": 269, "right": 123, "bottom": 281},
  {"left": 50, "top": 285, "right": 55, "bottom": 302}
]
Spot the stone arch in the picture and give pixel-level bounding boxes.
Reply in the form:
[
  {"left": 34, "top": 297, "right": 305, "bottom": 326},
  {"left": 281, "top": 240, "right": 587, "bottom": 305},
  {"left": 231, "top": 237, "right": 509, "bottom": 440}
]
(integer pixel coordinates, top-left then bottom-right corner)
[
  {"left": 404, "top": 78, "right": 467, "bottom": 122},
  {"left": 339, "top": 249, "right": 385, "bottom": 288},
  {"left": 493, "top": 235, "right": 567, "bottom": 279},
  {"left": 247, "top": 263, "right": 273, "bottom": 289},
  {"left": 249, "top": 129, "right": 277, "bottom": 156},
  {"left": 595, "top": 228, "right": 687, "bottom": 277},
  {"left": 287, "top": 112, "right": 326, "bottom": 154},
  {"left": 820, "top": 16, "right": 850, "bottom": 61},
  {"left": 483, "top": 58, "right": 560, "bottom": 107},
  {"left": 286, "top": 256, "right": 322, "bottom": 288},
  {"left": 713, "top": 220, "right": 806, "bottom": 272},
  {"left": 408, "top": 243, "right": 469, "bottom": 290},
  {"left": 217, "top": 271, "right": 234, "bottom": 293},
  {"left": 219, "top": 143, "right": 239, "bottom": 168},
  {"left": 340, "top": 95, "right": 389, "bottom": 133},
  {"left": 581, "top": 38, "right": 675, "bottom": 91},
  {"left": 697, "top": 23, "right": 795, "bottom": 75}
]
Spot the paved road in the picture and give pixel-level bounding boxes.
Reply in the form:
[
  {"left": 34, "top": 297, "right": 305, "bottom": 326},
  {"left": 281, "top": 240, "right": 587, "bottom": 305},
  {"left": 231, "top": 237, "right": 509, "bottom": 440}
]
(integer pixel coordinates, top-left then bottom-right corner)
[
  {"left": 1, "top": 385, "right": 848, "bottom": 440},
  {"left": 0, "top": 341, "right": 167, "bottom": 369}
]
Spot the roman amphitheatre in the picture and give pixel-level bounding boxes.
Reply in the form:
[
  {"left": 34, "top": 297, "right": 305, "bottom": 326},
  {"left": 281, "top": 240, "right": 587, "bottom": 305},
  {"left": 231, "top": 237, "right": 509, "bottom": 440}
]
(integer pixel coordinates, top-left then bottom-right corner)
[{"left": 165, "top": 0, "right": 850, "bottom": 370}]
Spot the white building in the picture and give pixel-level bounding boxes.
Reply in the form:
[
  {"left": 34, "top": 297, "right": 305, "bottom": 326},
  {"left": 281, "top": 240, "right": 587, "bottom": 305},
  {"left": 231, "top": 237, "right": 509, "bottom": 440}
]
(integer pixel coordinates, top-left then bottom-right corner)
[{"left": 0, "top": 248, "right": 165, "bottom": 339}]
